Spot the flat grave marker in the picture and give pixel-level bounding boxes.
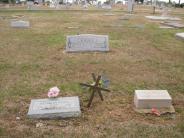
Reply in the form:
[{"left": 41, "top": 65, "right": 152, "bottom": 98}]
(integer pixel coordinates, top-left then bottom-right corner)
[
  {"left": 134, "top": 90, "right": 172, "bottom": 109},
  {"left": 11, "top": 20, "right": 30, "bottom": 28},
  {"left": 27, "top": 96, "right": 81, "bottom": 119},
  {"left": 145, "top": 16, "right": 181, "bottom": 21},
  {"left": 161, "top": 22, "right": 184, "bottom": 28},
  {"left": 159, "top": 26, "right": 174, "bottom": 29},
  {"left": 104, "top": 13, "right": 115, "bottom": 16},
  {"left": 66, "top": 34, "right": 109, "bottom": 52}
]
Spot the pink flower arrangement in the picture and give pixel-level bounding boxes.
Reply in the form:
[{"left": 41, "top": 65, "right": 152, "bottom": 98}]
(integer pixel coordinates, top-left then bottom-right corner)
[{"left": 48, "top": 86, "right": 60, "bottom": 98}]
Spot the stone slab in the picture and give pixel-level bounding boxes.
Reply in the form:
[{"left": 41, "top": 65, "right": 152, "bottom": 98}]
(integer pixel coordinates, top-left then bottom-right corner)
[
  {"left": 145, "top": 16, "right": 181, "bottom": 21},
  {"left": 27, "top": 96, "right": 81, "bottom": 119},
  {"left": 104, "top": 13, "right": 115, "bottom": 16},
  {"left": 176, "top": 33, "right": 184, "bottom": 40},
  {"left": 11, "top": 20, "right": 30, "bottom": 28},
  {"left": 119, "top": 16, "right": 130, "bottom": 20},
  {"left": 162, "top": 22, "right": 184, "bottom": 28},
  {"left": 67, "top": 26, "right": 79, "bottom": 29},
  {"left": 66, "top": 34, "right": 109, "bottom": 52},
  {"left": 159, "top": 26, "right": 174, "bottom": 29},
  {"left": 134, "top": 90, "right": 172, "bottom": 109}
]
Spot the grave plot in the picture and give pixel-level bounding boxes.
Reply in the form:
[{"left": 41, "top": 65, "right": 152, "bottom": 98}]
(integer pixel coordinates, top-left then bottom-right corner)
[
  {"left": 104, "top": 13, "right": 115, "bottom": 16},
  {"left": 145, "top": 16, "right": 181, "bottom": 21},
  {"left": 80, "top": 73, "right": 110, "bottom": 107},
  {"left": 134, "top": 90, "right": 175, "bottom": 115},
  {"left": 28, "top": 97, "right": 81, "bottom": 119},
  {"left": 10, "top": 20, "right": 30, "bottom": 28},
  {"left": 66, "top": 34, "right": 109, "bottom": 52}
]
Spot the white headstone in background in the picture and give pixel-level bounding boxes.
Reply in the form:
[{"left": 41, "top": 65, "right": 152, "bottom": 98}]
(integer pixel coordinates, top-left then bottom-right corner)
[
  {"left": 176, "top": 33, "right": 184, "bottom": 40},
  {"left": 11, "top": 20, "right": 30, "bottom": 28},
  {"left": 27, "top": 97, "right": 81, "bottom": 119},
  {"left": 66, "top": 34, "right": 109, "bottom": 52},
  {"left": 102, "top": 5, "right": 112, "bottom": 10},
  {"left": 134, "top": 90, "right": 172, "bottom": 109},
  {"left": 161, "top": 7, "right": 168, "bottom": 17},
  {"left": 27, "top": 1, "right": 34, "bottom": 10},
  {"left": 128, "top": 0, "right": 134, "bottom": 13},
  {"left": 145, "top": 16, "right": 181, "bottom": 21}
]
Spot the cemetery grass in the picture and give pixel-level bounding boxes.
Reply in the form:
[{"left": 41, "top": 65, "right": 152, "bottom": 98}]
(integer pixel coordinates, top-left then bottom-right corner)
[{"left": 0, "top": 8, "right": 184, "bottom": 138}]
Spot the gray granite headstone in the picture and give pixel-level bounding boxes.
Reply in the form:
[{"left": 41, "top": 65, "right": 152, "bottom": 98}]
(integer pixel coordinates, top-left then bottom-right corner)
[
  {"left": 66, "top": 34, "right": 109, "bottom": 52},
  {"left": 27, "top": 96, "right": 81, "bottom": 119},
  {"left": 11, "top": 20, "right": 30, "bottom": 28}
]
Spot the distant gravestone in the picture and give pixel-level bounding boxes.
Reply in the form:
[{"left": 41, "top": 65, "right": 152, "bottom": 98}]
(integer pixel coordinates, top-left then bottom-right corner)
[
  {"left": 145, "top": 16, "right": 181, "bottom": 21},
  {"left": 128, "top": 0, "right": 134, "bottom": 13},
  {"left": 66, "top": 34, "right": 109, "bottom": 52},
  {"left": 176, "top": 33, "right": 184, "bottom": 40},
  {"left": 11, "top": 20, "right": 30, "bottom": 28},
  {"left": 104, "top": 13, "right": 115, "bottom": 16},
  {"left": 159, "top": 26, "right": 174, "bottom": 29},
  {"left": 162, "top": 22, "right": 184, "bottom": 28},
  {"left": 134, "top": 90, "right": 172, "bottom": 109},
  {"left": 119, "top": 16, "right": 130, "bottom": 20},
  {"left": 67, "top": 26, "right": 79, "bottom": 29},
  {"left": 27, "top": 1, "right": 34, "bottom": 10},
  {"left": 27, "top": 96, "right": 81, "bottom": 119},
  {"left": 102, "top": 5, "right": 112, "bottom": 10},
  {"left": 161, "top": 7, "right": 168, "bottom": 17}
]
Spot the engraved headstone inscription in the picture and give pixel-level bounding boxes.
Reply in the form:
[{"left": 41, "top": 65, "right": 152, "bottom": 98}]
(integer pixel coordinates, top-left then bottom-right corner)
[
  {"left": 27, "top": 96, "right": 81, "bottom": 119},
  {"left": 66, "top": 34, "right": 109, "bottom": 52}
]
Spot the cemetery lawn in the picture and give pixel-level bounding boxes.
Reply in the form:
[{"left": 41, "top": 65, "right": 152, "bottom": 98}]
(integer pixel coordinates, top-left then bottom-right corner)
[{"left": 0, "top": 7, "right": 184, "bottom": 138}]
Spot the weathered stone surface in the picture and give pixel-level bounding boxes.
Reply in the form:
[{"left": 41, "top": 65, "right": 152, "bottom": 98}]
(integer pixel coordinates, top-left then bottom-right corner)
[
  {"left": 27, "top": 1, "right": 34, "bottom": 10},
  {"left": 27, "top": 96, "right": 81, "bottom": 119},
  {"left": 128, "top": 0, "right": 134, "bottom": 13},
  {"left": 162, "top": 22, "right": 184, "bottom": 28},
  {"left": 66, "top": 34, "right": 109, "bottom": 52},
  {"left": 134, "top": 90, "right": 172, "bottom": 109},
  {"left": 176, "top": 33, "right": 184, "bottom": 40},
  {"left": 159, "top": 26, "right": 174, "bottom": 29},
  {"left": 11, "top": 20, "right": 30, "bottom": 28},
  {"left": 145, "top": 16, "right": 181, "bottom": 21},
  {"left": 104, "top": 13, "right": 115, "bottom": 16}
]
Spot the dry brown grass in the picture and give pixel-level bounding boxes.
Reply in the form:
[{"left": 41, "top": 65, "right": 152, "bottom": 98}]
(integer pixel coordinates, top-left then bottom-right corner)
[{"left": 0, "top": 5, "right": 184, "bottom": 138}]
